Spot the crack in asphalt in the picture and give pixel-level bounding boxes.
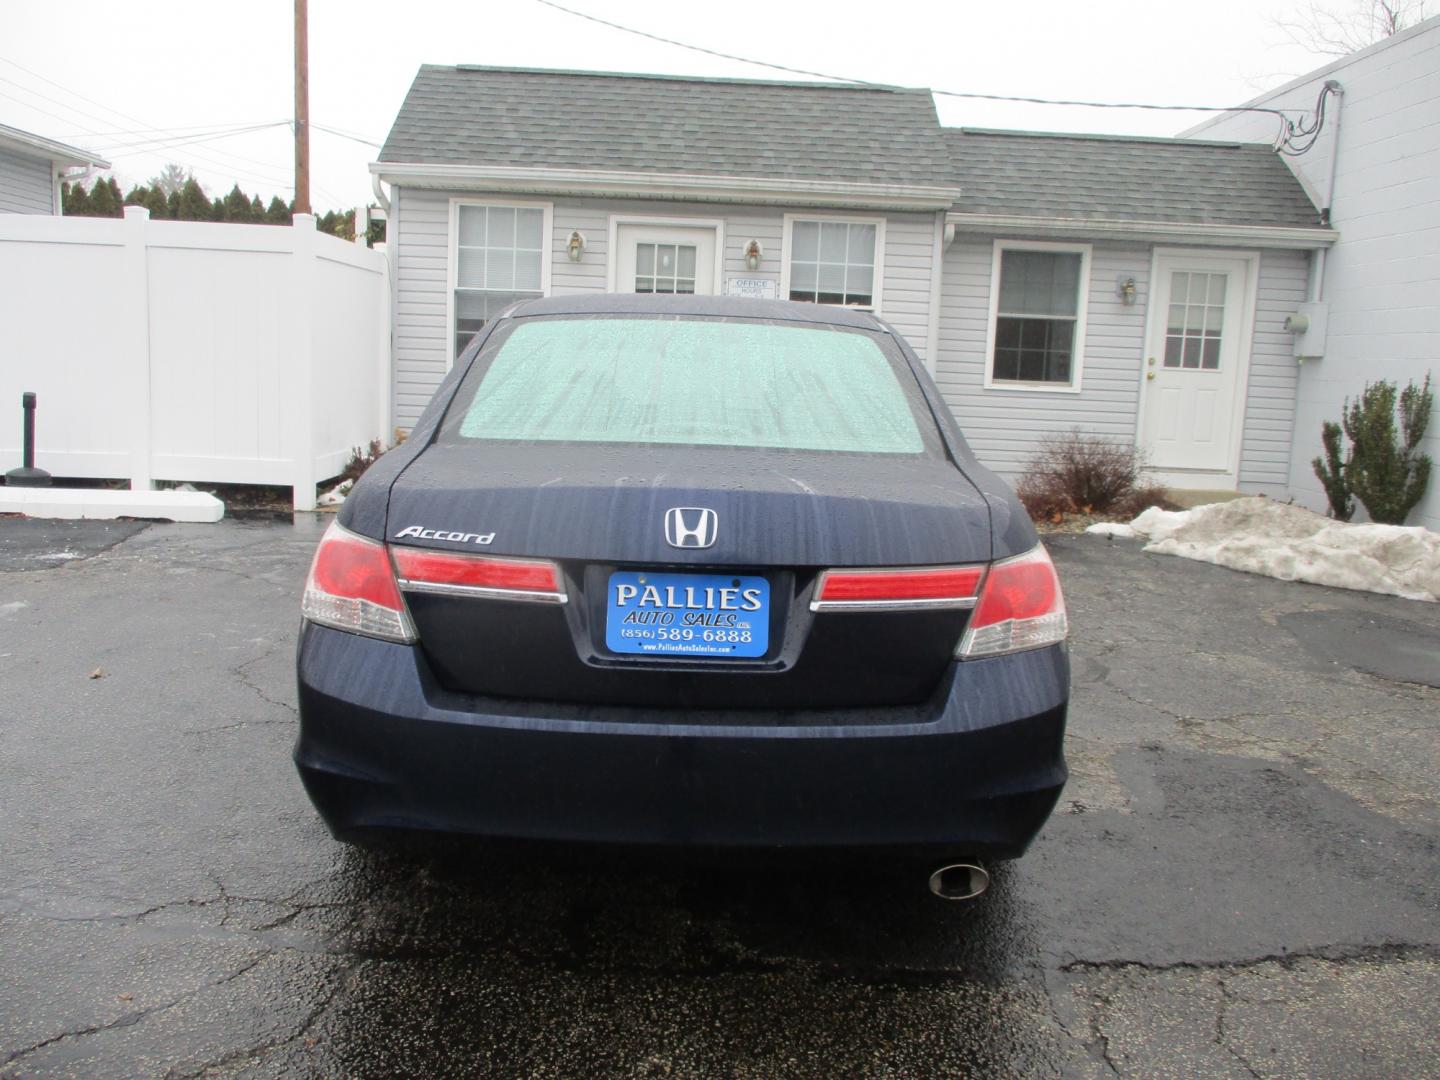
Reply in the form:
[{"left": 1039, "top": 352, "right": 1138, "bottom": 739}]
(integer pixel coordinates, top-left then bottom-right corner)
[
  {"left": 1059, "top": 941, "right": 1440, "bottom": 976},
  {"left": 230, "top": 640, "right": 299, "bottom": 716},
  {"left": 1, "top": 952, "right": 272, "bottom": 1070},
  {"left": 160, "top": 961, "right": 348, "bottom": 1080},
  {"left": 1216, "top": 976, "right": 1263, "bottom": 1079}
]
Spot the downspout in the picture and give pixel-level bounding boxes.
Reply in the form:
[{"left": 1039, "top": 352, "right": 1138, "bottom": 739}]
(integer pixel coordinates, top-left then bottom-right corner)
[
  {"left": 1307, "top": 81, "right": 1343, "bottom": 307},
  {"left": 371, "top": 171, "right": 395, "bottom": 440}
]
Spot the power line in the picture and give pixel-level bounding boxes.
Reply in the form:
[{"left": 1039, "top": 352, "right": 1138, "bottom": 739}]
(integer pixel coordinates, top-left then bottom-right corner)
[
  {"left": 311, "top": 123, "right": 383, "bottom": 149},
  {"left": 51, "top": 120, "right": 283, "bottom": 140},
  {"left": 97, "top": 122, "right": 291, "bottom": 156},
  {"left": 0, "top": 53, "right": 358, "bottom": 207},
  {"left": 532, "top": 0, "right": 1300, "bottom": 128},
  {"left": 0, "top": 55, "right": 297, "bottom": 189}
]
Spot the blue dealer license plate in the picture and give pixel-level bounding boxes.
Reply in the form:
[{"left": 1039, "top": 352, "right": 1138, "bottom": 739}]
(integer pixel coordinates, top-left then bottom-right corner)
[{"left": 605, "top": 571, "right": 770, "bottom": 658}]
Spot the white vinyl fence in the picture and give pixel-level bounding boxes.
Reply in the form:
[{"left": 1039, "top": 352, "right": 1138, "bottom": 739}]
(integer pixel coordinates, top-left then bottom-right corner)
[{"left": 0, "top": 206, "right": 389, "bottom": 510}]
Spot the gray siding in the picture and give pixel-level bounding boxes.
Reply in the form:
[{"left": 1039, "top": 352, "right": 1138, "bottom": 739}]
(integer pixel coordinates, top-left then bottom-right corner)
[
  {"left": 935, "top": 236, "right": 1304, "bottom": 488},
  {"left": 1238, "top": 249, "right": 1308, "bottom": 492},
  {"left": 934, "top": 237, "right": 1151, "bottom": 475},
  {"left": 0, "top": 145, "right": 55, "bottom": 214},
  {"left": 389, "top": 189, "right": 941, "bottom": 430}
]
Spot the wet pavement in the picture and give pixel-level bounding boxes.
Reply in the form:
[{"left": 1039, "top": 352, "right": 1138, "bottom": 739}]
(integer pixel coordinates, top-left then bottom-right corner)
[{"left": 1, "top": 517, "right": 1438, "bottom": 1078}]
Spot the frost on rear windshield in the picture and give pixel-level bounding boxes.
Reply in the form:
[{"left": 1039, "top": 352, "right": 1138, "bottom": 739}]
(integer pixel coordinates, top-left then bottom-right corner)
[{"left": 449, "top": 318, "right": 927, "bottom": 454}]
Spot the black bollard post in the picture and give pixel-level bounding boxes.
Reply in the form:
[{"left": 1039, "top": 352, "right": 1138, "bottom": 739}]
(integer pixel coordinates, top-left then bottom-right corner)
[{"left": 5, "top": 392, "right": 53, "bottom": 487}]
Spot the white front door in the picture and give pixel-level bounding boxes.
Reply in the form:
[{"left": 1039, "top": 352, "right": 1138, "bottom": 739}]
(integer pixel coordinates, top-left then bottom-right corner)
[
  {"left": 615, "top": 224, "right": 718, "bottom": 295},
  {"left": 1139, "top": 252, "right": 1256, "bottom": 478}
]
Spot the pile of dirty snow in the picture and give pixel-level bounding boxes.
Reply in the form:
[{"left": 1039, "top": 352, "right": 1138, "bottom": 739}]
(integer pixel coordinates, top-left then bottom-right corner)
[{"left": 1086, "top": 497, "right": 1440, "bottom": 602}]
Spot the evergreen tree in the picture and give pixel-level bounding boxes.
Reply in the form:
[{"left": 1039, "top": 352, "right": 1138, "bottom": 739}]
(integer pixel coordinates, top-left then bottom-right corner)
[
  {"left": 87, "top": 176, "right": 124, "bottom": 217},
  {"left": 167, "top": 190, "right": 181, "bottom": 219},
  {"left": 249, "top": 194, "right": 265, "bottom": 220},
  {"left": 176, "top": 177, "right": 211, "bottom": 221},
  {"left": 266, "top": 196, "right": 291, "bottom": 225},
  {"left": 219, "top": 184, "right": 251, "bottom": 222},
  {"left": 145, "top": 185, "right": 171, "bottom": 218},
  {"left": 61, "top": 180, "right": 90, "bottom": 216}
]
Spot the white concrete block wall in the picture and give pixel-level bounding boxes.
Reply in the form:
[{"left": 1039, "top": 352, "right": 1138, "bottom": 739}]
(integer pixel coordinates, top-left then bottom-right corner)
[
  {"left": 388, "top": 189, "right": 943, "bottom": 431},
  {"left": 1186, "top": 16, "right": 1440, "bottom": 527}
]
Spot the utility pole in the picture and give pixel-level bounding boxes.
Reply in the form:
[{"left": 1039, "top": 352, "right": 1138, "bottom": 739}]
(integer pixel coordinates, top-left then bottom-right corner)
[{"left": 293, "top": 0, "right": 311, "bottom": 215}]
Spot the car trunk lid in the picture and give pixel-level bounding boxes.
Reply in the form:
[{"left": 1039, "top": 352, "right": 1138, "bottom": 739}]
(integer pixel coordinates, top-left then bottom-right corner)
[{"left": 387, "top": 444, "right": 992, "bottom": 710}]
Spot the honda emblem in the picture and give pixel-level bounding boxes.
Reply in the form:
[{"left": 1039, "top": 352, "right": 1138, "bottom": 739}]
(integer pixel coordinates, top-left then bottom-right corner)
[{"left": 664, "top": 507, "right": 718, "bottom": 549}]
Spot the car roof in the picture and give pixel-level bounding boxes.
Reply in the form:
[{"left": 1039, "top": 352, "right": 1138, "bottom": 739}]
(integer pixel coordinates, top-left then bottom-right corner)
[{"left": 505, "top": 293, "right": 886, "bottom": 330}]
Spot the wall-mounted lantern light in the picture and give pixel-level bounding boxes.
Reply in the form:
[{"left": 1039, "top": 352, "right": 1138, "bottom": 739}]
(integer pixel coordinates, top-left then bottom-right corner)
[
  {"left": 566, "top": 231, "right": 586, "bottom": 262},
  {"left": 1117, "top": 276, "right": 1138, "bottom": 306},
  {"left": 743, "top": 239, "right": 763, "bottom": 271}
]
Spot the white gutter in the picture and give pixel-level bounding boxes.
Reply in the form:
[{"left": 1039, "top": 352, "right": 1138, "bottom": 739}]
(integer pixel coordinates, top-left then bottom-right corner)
[
  {"left": 0, "top": 124, "right": 109, "bottom": 170},
  {"left": 370, "top": 162, "right": 961, "bottom": 211},
  {"left": 945, "top": 212, "right": 1338, "bottom": 250}
]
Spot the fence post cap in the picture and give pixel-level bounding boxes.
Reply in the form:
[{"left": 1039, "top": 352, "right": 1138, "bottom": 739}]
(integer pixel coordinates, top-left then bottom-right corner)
[{"left": 123, "top": 205, "right": 150, "bottom": 221}]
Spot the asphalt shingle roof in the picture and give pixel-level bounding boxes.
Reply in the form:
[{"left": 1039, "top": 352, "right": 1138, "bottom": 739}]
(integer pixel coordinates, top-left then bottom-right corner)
[
  {"left": 944, "top": 128, "right": 1323, "bottom": 228},
  {"left": 380, "top": 66, "right": 956, "bottom": 189}
]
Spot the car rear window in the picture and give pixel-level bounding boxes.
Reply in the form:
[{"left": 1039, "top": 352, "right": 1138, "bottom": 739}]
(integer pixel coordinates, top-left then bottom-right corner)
[{"left": 439, "top": 316, "right": 935, "bottom": 455}]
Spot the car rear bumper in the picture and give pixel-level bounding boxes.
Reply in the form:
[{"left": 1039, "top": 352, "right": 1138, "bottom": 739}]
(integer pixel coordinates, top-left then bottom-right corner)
[{"left": 294, "top": 623, "right": 1068, "bottom": 858}]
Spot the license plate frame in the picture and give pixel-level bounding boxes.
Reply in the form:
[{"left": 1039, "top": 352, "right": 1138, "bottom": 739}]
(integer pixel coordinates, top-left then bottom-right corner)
[{"left": 605, "top": 571, "right": 770, "bottom": 659}]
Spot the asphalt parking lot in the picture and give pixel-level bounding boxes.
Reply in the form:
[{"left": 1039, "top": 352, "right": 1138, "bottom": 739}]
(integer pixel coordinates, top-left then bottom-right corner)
[{"left": 2, "top": 515, "right": 1439, "bottom": 1078}]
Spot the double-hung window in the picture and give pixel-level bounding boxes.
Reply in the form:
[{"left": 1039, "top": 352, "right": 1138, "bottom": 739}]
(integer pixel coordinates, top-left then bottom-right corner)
[
  {"left": 988, "top": 243, "right": 1090, "bottom": 389},
  {"left": 785, "top": 217, "right": 881, "bottom": 309},
  {"left": 453, "top": 202, "right": 548, "bottom": 358}
]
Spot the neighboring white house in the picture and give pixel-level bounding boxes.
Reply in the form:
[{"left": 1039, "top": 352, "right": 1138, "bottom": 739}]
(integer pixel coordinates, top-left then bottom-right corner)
[
  {"left": 0, "top": 123, "right": 108, "bottom": 215},
  {"left": 372, "top": 66, "right": 1339, "bottom": 501},
  {"left": 1184, "top": 15, "right": 1440, "bottom": 529}
]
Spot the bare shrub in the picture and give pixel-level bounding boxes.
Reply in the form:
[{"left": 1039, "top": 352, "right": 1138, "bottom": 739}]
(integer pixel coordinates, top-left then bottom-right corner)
[
  {"left": 340, "top": 439, "right": 387, "bottom": 485},
  {"left": 1016, "top": 471, "right": 1072, "bottom": 521},
  {"left": 1017, "top": 430, "right": 1144, "bottom": 517}
]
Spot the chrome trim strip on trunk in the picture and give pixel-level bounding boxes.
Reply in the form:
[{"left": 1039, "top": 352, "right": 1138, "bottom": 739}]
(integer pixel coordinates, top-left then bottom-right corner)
[
  {"left": 397, "top": 579, "right": 569, "bottom": 604},
  {"left": 810, "top": 596, "right": 978, "bottom": 613}
]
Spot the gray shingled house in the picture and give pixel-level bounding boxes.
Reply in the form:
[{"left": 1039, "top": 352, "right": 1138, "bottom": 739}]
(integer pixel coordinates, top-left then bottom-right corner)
[{"left": 373, "top": 65, "right": 1336, "bottom": 494}]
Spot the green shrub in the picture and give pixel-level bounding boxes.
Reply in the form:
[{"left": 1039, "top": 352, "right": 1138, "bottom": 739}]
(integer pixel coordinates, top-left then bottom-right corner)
[
  {"left": 1337, "top": 375, "right": 1433, "bottom": 526},
  {"left": 1311, "top": 420, "right": 1354, "bottom": 521}
]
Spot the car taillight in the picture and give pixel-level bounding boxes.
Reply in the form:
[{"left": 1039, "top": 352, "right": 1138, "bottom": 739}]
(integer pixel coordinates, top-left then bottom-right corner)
[
  {"left": 957, "top": 545, "right": 1067, "bottom": 659},
  {"left": 301, "top": 521, "right": 416, "bottom": 643},
  {"left": 391, "top": 547, "right": 567, "bottom": 604},
  {"left": 811, "top": 565, "right": 984, "bottom": 611}
]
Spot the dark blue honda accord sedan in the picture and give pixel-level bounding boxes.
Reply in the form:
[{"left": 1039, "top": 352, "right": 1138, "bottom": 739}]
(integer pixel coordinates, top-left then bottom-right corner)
[{"left": 295, "top": 294, "right": 1068, "bottom": 895}]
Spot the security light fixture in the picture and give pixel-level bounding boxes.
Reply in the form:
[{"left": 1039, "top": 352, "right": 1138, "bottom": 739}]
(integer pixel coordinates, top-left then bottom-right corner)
[{"left": 566, "top": 231, "right": 586, "bottom": 262}]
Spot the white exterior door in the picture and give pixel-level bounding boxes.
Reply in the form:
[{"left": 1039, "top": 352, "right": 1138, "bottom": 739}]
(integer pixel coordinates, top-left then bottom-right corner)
[
  {"left": 1139, "top": 252, "right": 1256, "bottom": 478},
  {"left": 615, "top": 224, "right": 718, "bottom": 295}
]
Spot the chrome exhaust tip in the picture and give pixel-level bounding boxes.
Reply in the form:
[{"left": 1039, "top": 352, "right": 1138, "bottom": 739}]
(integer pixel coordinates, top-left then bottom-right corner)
[{"left": 927, "top": 862, "right": 990, "bottom": 901}]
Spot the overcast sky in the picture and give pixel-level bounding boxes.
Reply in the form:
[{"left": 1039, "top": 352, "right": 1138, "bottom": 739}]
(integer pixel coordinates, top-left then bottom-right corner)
[{"left": 7, "top": 0, "right": 1351, "bottom": 210}]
